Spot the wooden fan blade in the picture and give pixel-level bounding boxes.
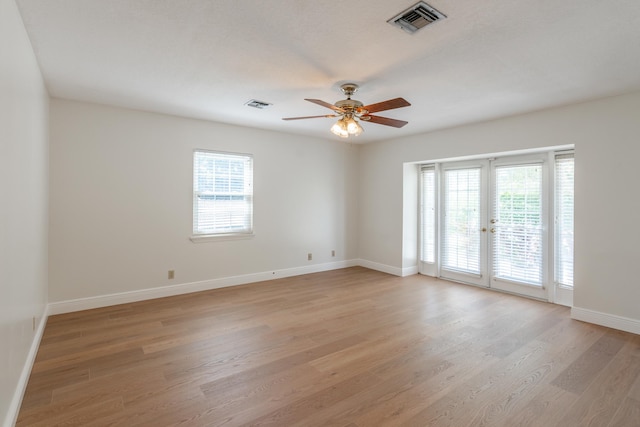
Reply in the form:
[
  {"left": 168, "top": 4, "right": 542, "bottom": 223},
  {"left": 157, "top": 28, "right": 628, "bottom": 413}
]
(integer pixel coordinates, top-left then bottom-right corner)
[
  {"left": 305, "top": 99, "right": 345, "bottom": 113},
  {"left": 363, "top": 115, "right": 408, "bottom": 128},
  {"left": 282, "top": 114, "right": 337, "bottom": 121},
  {"left": 360, "top": 97, "right": 411, "bottom": 114}
]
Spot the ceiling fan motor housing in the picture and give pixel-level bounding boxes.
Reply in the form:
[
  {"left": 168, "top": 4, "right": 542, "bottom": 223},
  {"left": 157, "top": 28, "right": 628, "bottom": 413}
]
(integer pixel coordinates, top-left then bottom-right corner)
[{"left": 335, "top": 98, "right": 364, "bottom": 111}]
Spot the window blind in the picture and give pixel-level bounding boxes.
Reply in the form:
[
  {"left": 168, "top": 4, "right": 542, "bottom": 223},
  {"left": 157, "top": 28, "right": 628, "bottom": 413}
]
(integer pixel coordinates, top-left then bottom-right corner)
[
  {"left": 441, "top": 168, "right": 481, "bottom": 274},
  {"left": 555, "top": 153, "right": 574, "bottom": 287},
  {"left": 492, "top": 164, "right": 543, "bottom": 285},
  {"left": 420, "top": 166, "right": 436, "bottom": 263},
  {"left": 193, "top": 150, "right": 253, "bottom": 235}
]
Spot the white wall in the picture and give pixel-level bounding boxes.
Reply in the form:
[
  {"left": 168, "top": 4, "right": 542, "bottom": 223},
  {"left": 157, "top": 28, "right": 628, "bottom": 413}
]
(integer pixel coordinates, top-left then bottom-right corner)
[
  {"left": 0, "top": 0, "right": 49, "bottom": 425},
  {"left": 49, "top": 100, "right": 359, "bottom": 303},
  {"left": 359, "top": 90, "right": 640, "bottom": 326}
]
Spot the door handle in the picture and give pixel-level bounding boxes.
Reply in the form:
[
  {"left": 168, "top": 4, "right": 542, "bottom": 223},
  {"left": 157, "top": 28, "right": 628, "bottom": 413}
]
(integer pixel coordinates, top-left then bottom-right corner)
[
  {"left": 490, "top": 228, "right": 496, "bottom": 233},
  {"left": 481, "top": 227, "right": 487, "bottom": 232},
  {"left": 490, "top": 219, "right": 498, "bottom": 224}
]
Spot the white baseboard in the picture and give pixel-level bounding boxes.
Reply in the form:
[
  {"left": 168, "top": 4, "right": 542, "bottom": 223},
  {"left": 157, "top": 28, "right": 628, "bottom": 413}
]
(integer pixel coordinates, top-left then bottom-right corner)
[
  {"left": 48, "top": 260, "right": 359, "bottom": 315},
  {"left": 356, "top": 259, "right": 417, "bottom": 277},
  {"left": 356, "top": 259, "right": 403, "bottom": 276},
  {"left": 401, "top": 265, "right": 419, "bottom": 277},
  {"left": 571, "top": 306, "right": 640, "bottom": 335},
  {"left": 5, "top": 305, "right": 49, "bottom": 427}
]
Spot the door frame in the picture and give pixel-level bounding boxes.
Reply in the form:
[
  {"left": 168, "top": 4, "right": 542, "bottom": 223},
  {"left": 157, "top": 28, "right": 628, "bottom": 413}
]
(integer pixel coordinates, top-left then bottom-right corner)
[{"left": 418, "top": 148, "right": 574, "bottom": 305}]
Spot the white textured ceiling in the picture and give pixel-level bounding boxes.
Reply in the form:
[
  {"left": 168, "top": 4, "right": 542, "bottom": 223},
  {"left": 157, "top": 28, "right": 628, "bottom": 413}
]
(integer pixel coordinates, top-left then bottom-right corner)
[{"left": 15, "top": 0, "right": 640, "bottom": 142}]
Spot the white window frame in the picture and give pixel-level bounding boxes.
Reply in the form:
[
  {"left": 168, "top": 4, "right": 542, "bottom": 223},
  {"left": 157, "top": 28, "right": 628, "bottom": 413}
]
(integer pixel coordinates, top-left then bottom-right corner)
[
  {"left": 552, "top": 150, "right": 574, "bottom": 306},
  {"left": 190, "top": 149, "right": 254, "bottom": 242},
  {"left": 419, "top": 164, "right": 439, "bottom": 277}
]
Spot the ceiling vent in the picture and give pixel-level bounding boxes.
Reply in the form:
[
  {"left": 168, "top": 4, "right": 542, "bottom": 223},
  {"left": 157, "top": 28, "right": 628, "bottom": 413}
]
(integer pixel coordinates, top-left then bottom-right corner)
[
  {"left": 388, "top": 1, "right": 446, "bottom": 34},
  {"left": 245, "top": 99, "right": 272, "bottom": 109}
]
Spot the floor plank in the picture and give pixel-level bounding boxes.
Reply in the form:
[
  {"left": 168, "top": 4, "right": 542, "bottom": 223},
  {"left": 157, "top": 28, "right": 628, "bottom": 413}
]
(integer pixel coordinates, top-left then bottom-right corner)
[
  {"left": 557, "top": 339, "right": 640, "bottom": 426},
  {"left": 550, "top": 331, "right": 627, "bottom": 394}
]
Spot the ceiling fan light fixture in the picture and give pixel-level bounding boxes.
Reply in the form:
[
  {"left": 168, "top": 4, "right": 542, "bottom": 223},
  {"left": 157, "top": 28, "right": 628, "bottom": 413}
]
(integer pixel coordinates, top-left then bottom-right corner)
[
  {"left": 330, "top": 119, "right": 349, "bottom": 138},
  {"left": 331, "top": 116, "right": 363, "bottom": 138},
  {"left": 346, "top": 117, "right": 364, "bottom": 136}
]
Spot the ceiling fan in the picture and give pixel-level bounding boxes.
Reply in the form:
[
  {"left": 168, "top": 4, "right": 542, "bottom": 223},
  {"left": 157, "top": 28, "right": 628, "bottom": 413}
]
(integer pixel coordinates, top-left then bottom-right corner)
[{"left": 282, "top": 83, "right": 411, "bottom": 138}]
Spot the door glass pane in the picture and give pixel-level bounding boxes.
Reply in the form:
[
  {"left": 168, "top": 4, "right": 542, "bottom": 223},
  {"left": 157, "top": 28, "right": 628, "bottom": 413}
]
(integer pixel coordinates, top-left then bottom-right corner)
[
  {"left": 442, "top": 168, "right": 481, "bottom": 274},
  {"left": 493, "top": 164, "right": 543, "bottom": 285}
]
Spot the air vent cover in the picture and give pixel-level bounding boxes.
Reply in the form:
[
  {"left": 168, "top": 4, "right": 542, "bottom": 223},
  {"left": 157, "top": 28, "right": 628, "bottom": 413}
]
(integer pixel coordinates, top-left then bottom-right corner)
[
  {"left": 388, "top": 1, "right": 446, "bottom": 34},
  {"left": 245, "top": 99, "right": 272, "bottom": 109}
]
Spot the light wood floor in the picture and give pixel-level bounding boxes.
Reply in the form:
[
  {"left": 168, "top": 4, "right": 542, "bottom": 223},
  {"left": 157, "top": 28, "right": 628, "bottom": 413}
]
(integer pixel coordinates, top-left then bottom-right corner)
[{"left": 17, "top": 267, "right": 640, "bottom": 426}]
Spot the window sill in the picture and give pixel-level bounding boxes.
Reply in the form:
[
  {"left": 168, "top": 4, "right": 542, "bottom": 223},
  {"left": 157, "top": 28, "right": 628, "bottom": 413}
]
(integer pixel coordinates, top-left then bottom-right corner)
[{"left": 190, "top": 233, "right": 255, "bottom": 243}]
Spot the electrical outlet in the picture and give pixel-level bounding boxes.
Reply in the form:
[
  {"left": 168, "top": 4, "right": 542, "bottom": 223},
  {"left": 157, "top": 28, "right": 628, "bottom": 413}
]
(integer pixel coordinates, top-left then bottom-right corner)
[
  {"left": 331, "top": 250, "right": 336, "bottom": 257},
  {"left": 168, "top": 270, "right": 175, "bottom": 279},
  {"left": 307, "top": 253, "right": 312, "bottom": 261}
]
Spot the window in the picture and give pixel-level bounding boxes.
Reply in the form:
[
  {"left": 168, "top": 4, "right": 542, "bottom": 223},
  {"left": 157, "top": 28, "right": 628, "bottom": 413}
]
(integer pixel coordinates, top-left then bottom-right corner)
[
  {"left": 193, "top": 150, "right": 253, "bottom": 237},
  {"left": 555, "top": 152, "right": 574, "bottom": 287},
  {"left": 420, "top": 166, "right": 436, "bottom": 264}
]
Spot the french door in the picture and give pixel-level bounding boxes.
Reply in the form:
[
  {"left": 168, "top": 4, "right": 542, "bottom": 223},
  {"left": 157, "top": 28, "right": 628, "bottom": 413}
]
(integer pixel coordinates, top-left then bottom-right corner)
[
  {"left": 439, "top": 161, "right": 489, "bottom": 287},
  {"left": 490, "top": 155, "right": 547, "bottom": 299},
  {"left": 421, "top": 154, "right": 549, "bottom": 300}
]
